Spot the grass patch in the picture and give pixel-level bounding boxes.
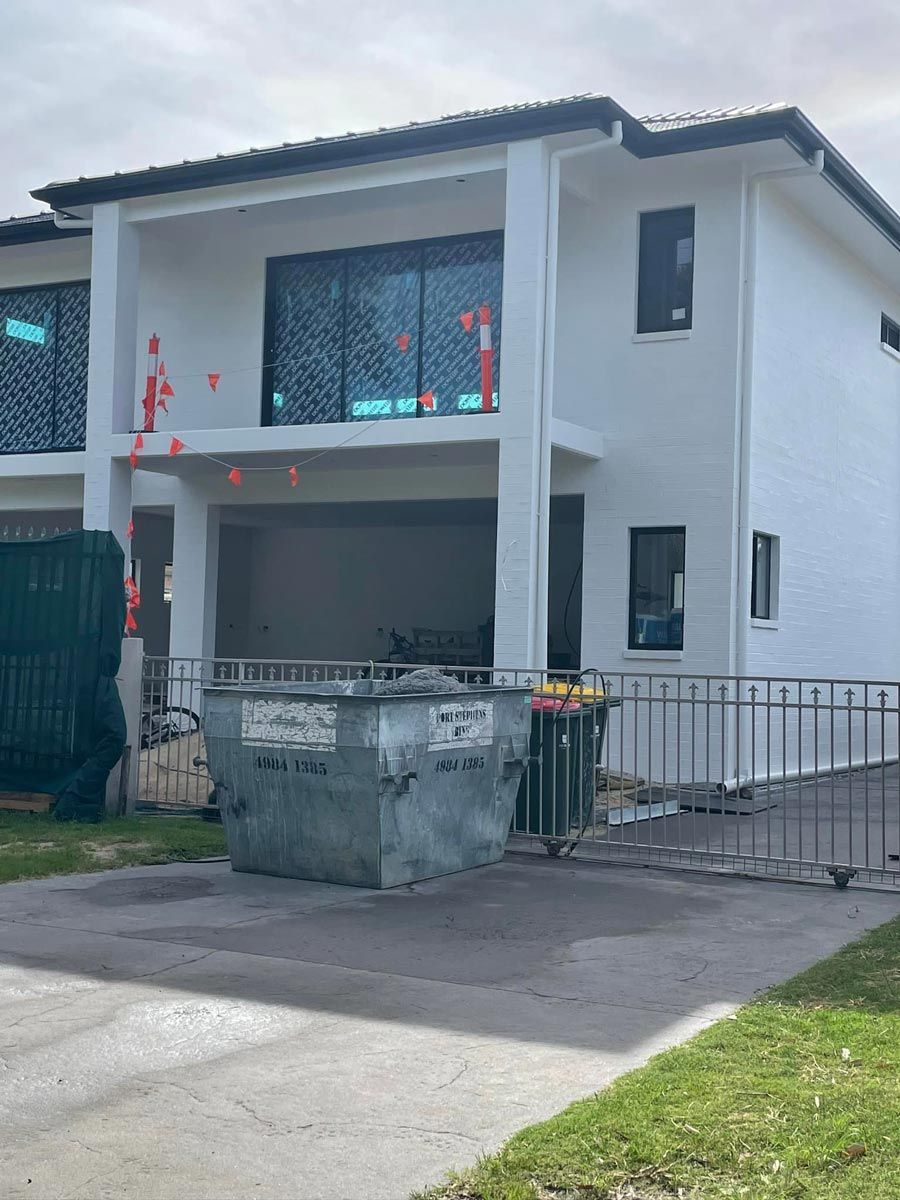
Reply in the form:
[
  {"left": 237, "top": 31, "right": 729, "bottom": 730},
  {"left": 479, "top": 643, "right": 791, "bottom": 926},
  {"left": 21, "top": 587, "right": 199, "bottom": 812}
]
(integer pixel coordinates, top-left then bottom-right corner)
[
  {"left": 423, "top": 915, "right": 900, "bottom": 1200},
  {"left": 0, "top": 812, "right": 226, "bottom": 884}
]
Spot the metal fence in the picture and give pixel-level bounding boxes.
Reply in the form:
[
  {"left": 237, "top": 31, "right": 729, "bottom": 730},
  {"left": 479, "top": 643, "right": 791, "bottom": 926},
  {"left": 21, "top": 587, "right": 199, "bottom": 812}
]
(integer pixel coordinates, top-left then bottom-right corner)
[{"left": 139, "top": 656, "right": 900, "bottom": 889}]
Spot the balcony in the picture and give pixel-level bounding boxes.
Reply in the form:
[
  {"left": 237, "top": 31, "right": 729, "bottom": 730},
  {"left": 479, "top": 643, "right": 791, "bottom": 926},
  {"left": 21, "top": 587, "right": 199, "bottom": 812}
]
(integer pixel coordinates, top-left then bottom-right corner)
[{"left": 0, "top": 281, "right": 89, "bottom": 454}]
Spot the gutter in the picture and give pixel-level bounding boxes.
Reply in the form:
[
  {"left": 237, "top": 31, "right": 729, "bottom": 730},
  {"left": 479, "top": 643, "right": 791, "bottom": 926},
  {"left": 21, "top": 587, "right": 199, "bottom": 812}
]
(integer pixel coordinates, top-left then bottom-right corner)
[
  {"left": 53, "top": 210, "right": 93, "bottom": 231},
  {"left": 533, "top": 121, "right": 623, "bottom": 666}
]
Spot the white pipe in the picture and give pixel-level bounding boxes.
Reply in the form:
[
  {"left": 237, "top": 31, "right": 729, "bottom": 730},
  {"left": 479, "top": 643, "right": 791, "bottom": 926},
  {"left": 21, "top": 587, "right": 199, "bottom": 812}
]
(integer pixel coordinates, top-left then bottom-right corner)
[
  {"left": 730, "top": 147, "right": 824, "bottom": 779},
  {"left": 718, "top": 752, "right": 898, "bottom": 797},
  {"left": 53, "top": 209, "right": 93, "bottom": 230},
  {"left": 534, "top": 121, "right": 623, "bottom": 666}
]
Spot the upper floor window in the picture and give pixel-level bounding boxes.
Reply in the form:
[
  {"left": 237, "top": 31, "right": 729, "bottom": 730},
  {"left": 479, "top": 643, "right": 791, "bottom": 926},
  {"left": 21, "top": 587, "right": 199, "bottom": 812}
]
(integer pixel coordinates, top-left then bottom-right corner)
[
  {"left": 263, "top": 232, "right": 503, "bottom": 426},
  {"left": 636, "top": 207, "right": 695, "bottom": 334},
  {"left": 628, "top": 526, "right": 685, "bottom": 650},
  {"left": 881, "top": 313, "right": 900, "bottom": 353},
  {"left": 0, "top": 281, "right": 90, "bottom": 454}
]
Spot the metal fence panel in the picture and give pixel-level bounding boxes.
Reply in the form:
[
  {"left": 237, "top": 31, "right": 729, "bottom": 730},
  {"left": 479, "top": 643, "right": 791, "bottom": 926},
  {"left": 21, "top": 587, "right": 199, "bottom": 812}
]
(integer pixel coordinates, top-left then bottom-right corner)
[{"left": 139, "top": 657, "right": 900, "bottom": 888}]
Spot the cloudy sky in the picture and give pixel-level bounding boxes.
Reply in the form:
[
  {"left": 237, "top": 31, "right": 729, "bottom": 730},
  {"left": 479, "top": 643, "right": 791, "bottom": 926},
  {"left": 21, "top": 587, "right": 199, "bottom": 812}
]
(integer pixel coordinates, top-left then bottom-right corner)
[{"left": 3, "top": 0, "right": 899, "bottom": 216}]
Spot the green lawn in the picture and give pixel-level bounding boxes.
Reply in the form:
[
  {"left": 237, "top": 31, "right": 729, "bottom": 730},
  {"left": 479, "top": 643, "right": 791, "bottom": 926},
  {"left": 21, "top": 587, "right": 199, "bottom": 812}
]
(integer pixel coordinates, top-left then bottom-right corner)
[
  {"left": 424, "top": 914, "right": 900, "bottom": 1200},
  {"left": 0, "top": 811, "right": 227, "bottom": 884}
]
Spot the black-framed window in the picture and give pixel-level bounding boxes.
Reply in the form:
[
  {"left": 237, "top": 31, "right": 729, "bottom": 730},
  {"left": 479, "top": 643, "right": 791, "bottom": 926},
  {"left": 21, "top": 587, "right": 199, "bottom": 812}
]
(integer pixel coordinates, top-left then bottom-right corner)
[
  {"left": 881, "top": 313, "right": 900, "bottom": 352},
  {"left": 628, "top": 527, "right": 685, "bottom": 650},
  {"left": 636, "top": 207, "right": 695, "bottom": 334},
  {"left": 263, "top": 232, "right": 503, "bottom": 425},
  {"left": 0, "top": 281, "right": 90, "bottom": 453},
  {"left": 751, "top": 532, "right": 777, "bottom": 621}
]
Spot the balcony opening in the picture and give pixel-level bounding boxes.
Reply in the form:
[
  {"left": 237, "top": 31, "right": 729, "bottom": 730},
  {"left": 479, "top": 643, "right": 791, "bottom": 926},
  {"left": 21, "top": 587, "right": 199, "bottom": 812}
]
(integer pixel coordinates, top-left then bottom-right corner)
[{"left": 263, "top": 233, "right": 502, "bottom": 426}]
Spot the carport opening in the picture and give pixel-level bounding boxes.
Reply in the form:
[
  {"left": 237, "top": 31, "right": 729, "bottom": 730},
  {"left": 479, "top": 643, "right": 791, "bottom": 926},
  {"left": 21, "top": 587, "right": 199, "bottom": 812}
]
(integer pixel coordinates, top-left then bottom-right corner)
[{"left": 216, "top": 498, "right": 499, "bottom": 666}]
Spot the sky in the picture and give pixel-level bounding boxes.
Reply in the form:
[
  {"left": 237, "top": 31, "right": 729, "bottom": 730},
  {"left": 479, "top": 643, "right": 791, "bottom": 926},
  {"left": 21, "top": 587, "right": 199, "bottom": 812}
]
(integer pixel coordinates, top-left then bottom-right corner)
[{"left": 3, "top": 0, "right": 900, "bottom": 216}]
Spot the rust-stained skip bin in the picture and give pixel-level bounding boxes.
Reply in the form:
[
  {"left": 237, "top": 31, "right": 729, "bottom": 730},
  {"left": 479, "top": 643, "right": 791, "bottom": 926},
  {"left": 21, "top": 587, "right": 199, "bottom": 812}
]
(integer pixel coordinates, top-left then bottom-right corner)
[{"left": 202, "top": 681, "right": 532, "bottom": 888}]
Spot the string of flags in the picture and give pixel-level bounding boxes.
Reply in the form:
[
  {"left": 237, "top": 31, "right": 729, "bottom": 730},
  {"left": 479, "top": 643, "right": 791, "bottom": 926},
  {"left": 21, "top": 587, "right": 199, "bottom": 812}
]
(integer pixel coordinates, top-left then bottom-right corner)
[{"left": 124, "top": 304, "right": 495, "bottom": 630}]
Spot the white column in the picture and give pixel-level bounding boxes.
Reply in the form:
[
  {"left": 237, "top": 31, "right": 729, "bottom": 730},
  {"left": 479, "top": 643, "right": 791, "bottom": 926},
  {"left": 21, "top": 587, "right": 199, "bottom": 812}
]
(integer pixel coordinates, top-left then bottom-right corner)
[
  {"left": 82, "top": 202, "right": 139, "bottom": 548},
  {"left": 169, "top": 481, "right": 220, "bottom": 661},
  {"left": 493, "top": 138, "right": 550, "bottom": 669}
]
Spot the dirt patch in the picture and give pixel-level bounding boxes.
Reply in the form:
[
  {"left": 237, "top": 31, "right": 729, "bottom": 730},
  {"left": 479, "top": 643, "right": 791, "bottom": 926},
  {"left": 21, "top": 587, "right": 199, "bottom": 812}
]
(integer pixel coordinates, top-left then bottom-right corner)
[{"left": 85, "top": 841, "right": 152, "bottom": 862}]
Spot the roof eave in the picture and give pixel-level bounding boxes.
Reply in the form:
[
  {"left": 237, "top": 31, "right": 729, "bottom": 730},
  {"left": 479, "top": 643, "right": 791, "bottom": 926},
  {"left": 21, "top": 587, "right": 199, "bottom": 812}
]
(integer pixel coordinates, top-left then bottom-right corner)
[
  {"left": 31, "top": 98, "right": 643, "bottom": 208},
  {"left": 0, "top": 220, "right": 91, "bottom": 247}
]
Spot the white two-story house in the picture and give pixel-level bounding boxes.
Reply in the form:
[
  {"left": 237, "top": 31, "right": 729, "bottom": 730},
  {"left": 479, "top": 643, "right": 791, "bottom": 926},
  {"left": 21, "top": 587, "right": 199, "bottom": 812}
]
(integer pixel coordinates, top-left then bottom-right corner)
[{"left": 2, "top": 95, "right": 900, "bottom": 682}]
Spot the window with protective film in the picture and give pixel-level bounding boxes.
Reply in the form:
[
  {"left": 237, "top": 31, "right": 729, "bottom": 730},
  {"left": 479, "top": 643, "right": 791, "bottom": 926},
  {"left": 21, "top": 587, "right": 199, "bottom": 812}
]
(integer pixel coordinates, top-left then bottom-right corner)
[
  {"left": 0, "top": 281, "right": 90, "bottom": 453},
  {"left": 263, "top": 232, "right": 502, "bottom": 424}
]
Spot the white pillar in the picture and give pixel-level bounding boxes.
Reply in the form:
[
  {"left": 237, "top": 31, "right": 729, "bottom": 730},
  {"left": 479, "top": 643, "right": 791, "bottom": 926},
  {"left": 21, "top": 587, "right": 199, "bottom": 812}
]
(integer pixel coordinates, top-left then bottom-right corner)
[
  {"left": 169, "top": 481, "right": 220, "bottom": 662},
  {"left": 83, "top": 203, "right": 140, "bottom": 548},
  {"left": 493, "top": 138, "right": 550, "bottom": 669}
]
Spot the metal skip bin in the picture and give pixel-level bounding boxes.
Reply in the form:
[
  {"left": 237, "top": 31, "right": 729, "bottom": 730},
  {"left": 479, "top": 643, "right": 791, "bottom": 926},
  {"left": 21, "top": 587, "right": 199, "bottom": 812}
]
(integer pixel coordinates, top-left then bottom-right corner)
[{"left": 202, "top": 681, "right": 532, "bottom": 888}]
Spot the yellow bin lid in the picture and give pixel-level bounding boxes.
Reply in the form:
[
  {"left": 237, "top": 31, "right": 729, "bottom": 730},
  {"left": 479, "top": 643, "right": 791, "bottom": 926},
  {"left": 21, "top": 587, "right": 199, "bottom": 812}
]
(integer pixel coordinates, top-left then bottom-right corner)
[{"left": 533, "top": 680, "right": 606, "bottom": 700}]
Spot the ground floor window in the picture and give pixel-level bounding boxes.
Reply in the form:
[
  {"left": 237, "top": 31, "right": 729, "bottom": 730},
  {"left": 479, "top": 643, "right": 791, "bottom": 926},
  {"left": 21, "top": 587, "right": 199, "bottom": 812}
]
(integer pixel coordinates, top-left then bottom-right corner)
[
  {"left": 628, "top": 526, "right": 685, "bottom": 650},
  {"left": 751, "top": 532, "right": 778, "bottom": 620}
]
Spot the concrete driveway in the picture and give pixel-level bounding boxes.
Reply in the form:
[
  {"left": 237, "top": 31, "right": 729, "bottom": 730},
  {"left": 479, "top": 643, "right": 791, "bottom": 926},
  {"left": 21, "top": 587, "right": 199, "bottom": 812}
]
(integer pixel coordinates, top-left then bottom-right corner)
[{"left": 0, "top": 855, "right": 897, "bottom": 1200}]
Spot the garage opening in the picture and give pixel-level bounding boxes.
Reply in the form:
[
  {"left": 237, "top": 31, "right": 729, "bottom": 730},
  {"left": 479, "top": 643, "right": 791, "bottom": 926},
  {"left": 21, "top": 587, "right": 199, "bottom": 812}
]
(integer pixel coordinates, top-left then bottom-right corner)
[{"left": 216, "top": 498, "right": 499, "bottom": 667}]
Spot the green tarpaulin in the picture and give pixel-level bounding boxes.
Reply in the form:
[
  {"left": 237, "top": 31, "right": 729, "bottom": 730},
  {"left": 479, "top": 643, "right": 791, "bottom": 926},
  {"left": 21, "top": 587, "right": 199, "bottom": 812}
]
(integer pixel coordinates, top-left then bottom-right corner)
[{"left": 0, "top": 530, "right": 127, "bottom": 819}]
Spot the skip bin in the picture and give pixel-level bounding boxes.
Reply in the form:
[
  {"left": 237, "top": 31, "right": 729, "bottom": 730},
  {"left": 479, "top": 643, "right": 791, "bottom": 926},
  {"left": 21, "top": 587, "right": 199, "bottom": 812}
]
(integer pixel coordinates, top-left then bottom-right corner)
[
  {"left": 514, "top": 684, "right": 618, "bottom": 840},
  {"left": 202, "top": 680, "right": 532, "bottom": 888}
]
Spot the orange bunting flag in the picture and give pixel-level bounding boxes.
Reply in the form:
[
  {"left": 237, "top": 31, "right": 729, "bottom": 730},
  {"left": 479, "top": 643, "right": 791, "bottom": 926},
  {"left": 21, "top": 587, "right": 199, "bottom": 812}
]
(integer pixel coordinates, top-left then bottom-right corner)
[
  {"left": 134, "top": 432, "right": 144, "bottom": 450},
  {"left": 126, "top": 519, "right": 135, "bottom": 540},
  {"left": 288, "top": 465, "right": 299, "bottom": 487},
  {"left": 459, "top": 311, "right": 474, "bottom": 332},
  {"left": 168, "top": 437, "right": 184, "bottom": 456},
  {"left": 158, "top": 361, "right": 167, "bottom": 376},
  {"left": 124, "top": 575, "right": 137, "bottom": 596},
  {"left": 228, "top": 467, "right": 242, "bottom": 487},
  {"left": 208, "top": 373, "right": 220, "bottom": 392},
  {"left": 129, "top": 450, "right": 138, "bottom": 470},
  {"left": 156, "top": 395, "right": 168, "bottom": 413},
  {"left": 159, "top": 379, "right": 175, "bottom": 398},
  {"left": 417, "top": 390, "right": 434, "bottom": 410},
  {"left": 125, "top": 608, "right": 138, "bottom": 632},
  {"left": 395, "top": 333, "right": 411, "bottom": 353}
]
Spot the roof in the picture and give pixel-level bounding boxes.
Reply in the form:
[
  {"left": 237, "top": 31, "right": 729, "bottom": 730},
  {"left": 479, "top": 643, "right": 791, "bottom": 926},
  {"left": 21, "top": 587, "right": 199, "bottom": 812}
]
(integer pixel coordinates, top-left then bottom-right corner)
[
  {"left": 0, "top": 212, "right": 90, "bottom": 247},
  {"left": 639, "top": 102, "right": 789, "bottom": 133},
  {"left": 12, "top": 94, "right": 900, "bottom": 255}
]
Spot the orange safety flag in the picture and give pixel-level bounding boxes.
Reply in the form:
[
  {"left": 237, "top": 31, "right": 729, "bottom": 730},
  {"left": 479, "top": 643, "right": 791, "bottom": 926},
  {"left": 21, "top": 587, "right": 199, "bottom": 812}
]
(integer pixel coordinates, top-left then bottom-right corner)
[
  {"left": 288, "top": 465, "right": 299, "bottom": 487},
  {"left": 134, "top": 432, "right": 144, "bottom": 450},
  {"left": 228, "top": 467, "right": 242, "bottom": 487},
  {"left": 459, "top": 311, "right": 474, "bottom": 332},
  {"left": 159, "top": 379, "right": 175, "bottom": 398},
  {"left": 125, "top": 608, "right": 138, "bottom": 632},
  {"left": 158, "top": 361, "right": 167, "bottom": 376},
  {"left": 168, "top": 437, "right": 184, "bottom": 456},
  {"left": 129, "top": 450, "right": 138, "bottom": 470},
  {"left": 156, "top": 395, "right": 168, "bottom": 413},
  {"left": 125, "top": 519, "right": 135, "bottom": 540},
  {"left": 395, "top": 333, "right": 411, "bottom": 353},
  {"left": 208, "top": 373, "right": 220, "bottom": 392},
  {"left": 417, "top": 390, "right": 434, "bottom": 410}
]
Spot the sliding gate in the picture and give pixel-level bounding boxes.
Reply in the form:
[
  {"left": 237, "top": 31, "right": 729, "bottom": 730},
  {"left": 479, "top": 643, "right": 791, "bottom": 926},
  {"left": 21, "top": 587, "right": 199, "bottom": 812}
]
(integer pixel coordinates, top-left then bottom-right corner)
[{"left": 139, "top": 658, "right": 900, "bottom": 889}]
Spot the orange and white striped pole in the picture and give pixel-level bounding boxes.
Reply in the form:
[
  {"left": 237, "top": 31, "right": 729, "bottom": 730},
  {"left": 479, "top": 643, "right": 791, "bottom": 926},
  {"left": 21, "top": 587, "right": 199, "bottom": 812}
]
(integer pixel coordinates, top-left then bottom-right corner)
[
  {"left": 142, "top": 333, "right": 160, "bottom": 431},
  {"left": 478, "top": 305, "right": 493, "bottom": 412}
]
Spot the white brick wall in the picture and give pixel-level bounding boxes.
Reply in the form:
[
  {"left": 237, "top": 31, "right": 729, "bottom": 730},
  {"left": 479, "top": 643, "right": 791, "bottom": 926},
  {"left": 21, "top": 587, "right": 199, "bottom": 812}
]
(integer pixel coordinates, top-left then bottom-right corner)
[{"left": 749, "top": 186, "right": 900, "bottom": 681}]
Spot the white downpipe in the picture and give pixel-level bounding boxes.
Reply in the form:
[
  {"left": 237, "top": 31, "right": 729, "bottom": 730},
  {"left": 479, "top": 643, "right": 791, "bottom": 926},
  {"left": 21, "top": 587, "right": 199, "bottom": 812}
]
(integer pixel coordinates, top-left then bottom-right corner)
[
  {"left": 534, "top": 121, "right": 623, "bottom": 666},
  {"left": 53, "top": 210, "right": 93, "bottom": 230},
  {"left": 729, "top": 147, "right": 825, "bottom": 789}
]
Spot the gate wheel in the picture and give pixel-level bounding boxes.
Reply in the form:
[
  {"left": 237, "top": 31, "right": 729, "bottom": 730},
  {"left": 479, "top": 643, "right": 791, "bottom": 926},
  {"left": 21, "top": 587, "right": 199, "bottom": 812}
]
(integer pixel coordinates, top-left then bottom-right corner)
[{"left": 827, "top": 866, "right": 857, "bottom": 890}]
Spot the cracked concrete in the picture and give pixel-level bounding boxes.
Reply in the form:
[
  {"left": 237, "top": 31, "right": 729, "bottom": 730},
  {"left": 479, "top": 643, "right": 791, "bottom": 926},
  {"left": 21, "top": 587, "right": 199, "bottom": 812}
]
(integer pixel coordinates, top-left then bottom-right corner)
[{"left": 0, "top": 855, "right": 897, "bottom": 1200}]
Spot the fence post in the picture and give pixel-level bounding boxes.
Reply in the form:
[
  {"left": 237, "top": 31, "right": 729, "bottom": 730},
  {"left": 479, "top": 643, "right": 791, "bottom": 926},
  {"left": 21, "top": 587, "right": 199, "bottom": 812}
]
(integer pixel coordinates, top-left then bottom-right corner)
[{"left": 108, "top": 637, "right": 144, "bottom": 815}]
